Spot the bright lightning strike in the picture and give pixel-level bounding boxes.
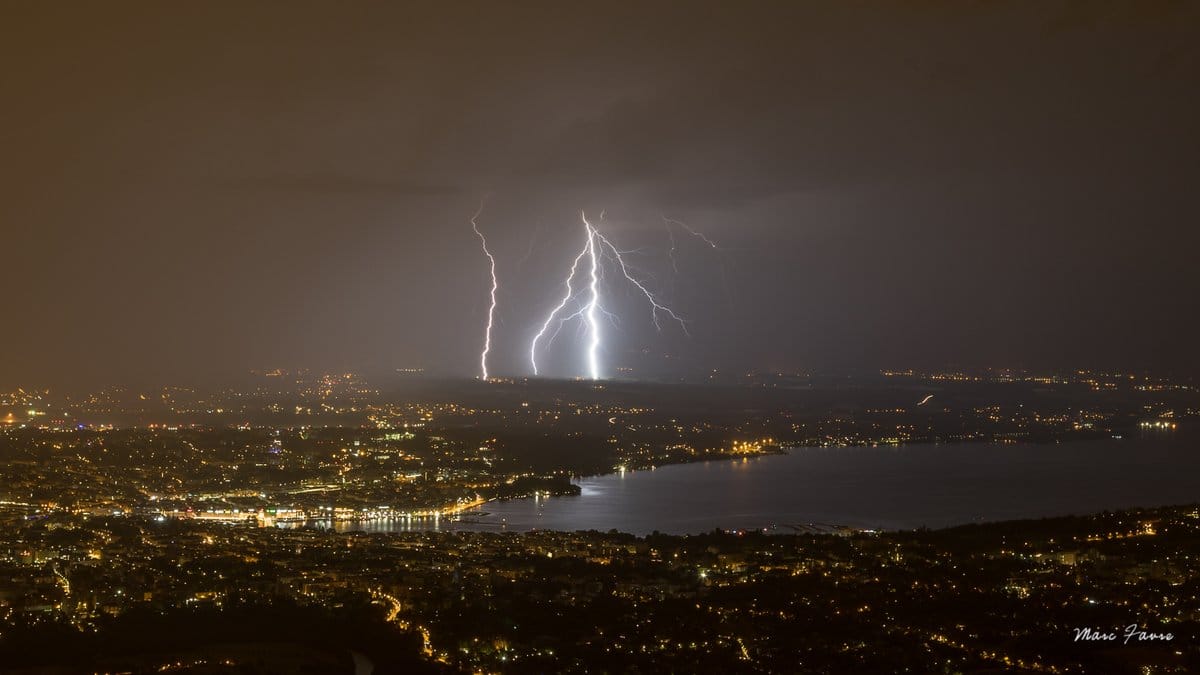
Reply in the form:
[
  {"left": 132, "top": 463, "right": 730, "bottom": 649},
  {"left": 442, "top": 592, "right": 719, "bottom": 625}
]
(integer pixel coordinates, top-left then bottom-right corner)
[
  {"left": 592, "top": 228, "right": 688, "bottom": 336},
  {"left": 471, "top": 201, "right": 498, "bottom": 381},
  {"left": 529, "top": 227, "right": 590, "bottom": 377},
  {"left": 530, "top": 212, "right": 686, "bottom": 380},
  {"left": 582, "top": 216, "right": 602, "bottom": 381}
]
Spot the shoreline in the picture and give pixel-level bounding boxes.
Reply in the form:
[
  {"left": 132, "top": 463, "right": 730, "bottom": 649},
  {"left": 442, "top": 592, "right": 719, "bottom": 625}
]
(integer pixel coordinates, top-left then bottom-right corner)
[
  {"left": 266, "top": 433, "right": 1188, "bottom": 534},
  {"left": 457, "top": 434, "right": 1196, "bottom": 535}
]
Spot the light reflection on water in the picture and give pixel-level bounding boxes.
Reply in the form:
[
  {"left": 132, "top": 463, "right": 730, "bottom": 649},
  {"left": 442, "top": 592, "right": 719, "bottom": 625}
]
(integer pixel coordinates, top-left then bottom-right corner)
[{"left": 292, "top": 434, "right": 1199, "bottom": 535}]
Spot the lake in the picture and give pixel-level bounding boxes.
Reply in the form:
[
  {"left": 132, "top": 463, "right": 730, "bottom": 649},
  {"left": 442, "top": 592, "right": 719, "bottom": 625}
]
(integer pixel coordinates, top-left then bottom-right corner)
[{"left": 328, "top": 433, "right": 1198, "bottom": 535}]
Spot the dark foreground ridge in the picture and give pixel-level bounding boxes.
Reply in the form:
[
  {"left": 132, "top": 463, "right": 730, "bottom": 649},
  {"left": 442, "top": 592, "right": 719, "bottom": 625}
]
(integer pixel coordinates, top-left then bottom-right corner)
[{"left": 2, "top": 503, "right": 1197, "bottom": 674}]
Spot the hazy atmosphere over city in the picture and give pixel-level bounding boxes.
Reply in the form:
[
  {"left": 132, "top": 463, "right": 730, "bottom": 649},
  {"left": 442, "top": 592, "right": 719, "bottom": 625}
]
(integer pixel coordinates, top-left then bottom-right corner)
[
  {"left": 3, "top": 1, "right": 1198, "bottom": 387},
  {"left": 4, "top": 3, "right": 1200, "bottom": 674}
]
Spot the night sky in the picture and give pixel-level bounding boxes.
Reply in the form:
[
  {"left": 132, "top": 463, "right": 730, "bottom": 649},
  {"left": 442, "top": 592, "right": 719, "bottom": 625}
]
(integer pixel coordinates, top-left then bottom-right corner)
[{"left": 3, "top": 2, "right": 1197, "bottom": 386}]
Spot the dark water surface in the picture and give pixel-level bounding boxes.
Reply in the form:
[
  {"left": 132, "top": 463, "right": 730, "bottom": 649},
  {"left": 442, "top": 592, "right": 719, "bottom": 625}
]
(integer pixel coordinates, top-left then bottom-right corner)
[{"left": 336, "top": 434, "right": 1199, "bottom": 534}]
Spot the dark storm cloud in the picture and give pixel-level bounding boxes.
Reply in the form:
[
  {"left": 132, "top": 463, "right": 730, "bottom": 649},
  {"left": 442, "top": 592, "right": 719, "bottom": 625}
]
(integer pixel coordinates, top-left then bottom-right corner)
[
  {"left": 220, "top": 173, "right": 462, "bottom": 197},
  {"left": 516, "top": 3, "right": 1200, "bottom": 210},
  {"left": 1, "top": 1, "right": 1197, "bottom": 386}
]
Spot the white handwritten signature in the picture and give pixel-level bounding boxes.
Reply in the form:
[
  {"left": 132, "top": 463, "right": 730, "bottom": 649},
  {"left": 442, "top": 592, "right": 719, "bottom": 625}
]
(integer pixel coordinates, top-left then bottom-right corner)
[{"left": 1072, "top": 624, "right": 1174, "bottom": 645}]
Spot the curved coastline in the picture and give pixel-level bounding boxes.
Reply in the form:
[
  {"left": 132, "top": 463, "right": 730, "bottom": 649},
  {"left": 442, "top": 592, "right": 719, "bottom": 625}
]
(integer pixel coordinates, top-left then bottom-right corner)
[{"left": 466, "top": 434, "right": 1199, "bottom": 534}]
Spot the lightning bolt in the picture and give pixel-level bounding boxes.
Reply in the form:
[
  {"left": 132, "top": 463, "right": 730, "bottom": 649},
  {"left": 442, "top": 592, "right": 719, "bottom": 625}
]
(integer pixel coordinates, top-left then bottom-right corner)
[
  {"left": 471, "top": 201, "right": 498, "bottom": 381},
  {"left": 664, "top": 219, "right": 680, "bottom": 275},
  {"left": 663, "top": 215, "right": 733, "bottom": 306},
  {"left": 664, "top": 214, "right": 719, "bottom": 278},
  {"left": 591, "top": 227, "right": 688, "bottom": 335},
  {"left": 663, "top": 215, "right": 719, "bottom": 249},
  {"left": 582, "top": 217, "right": 602, "bottom": 380},
  {"left": 529, "top": 226, "right": 590, "bottom": 377},
  {"left": 530, "top": 212, "right": 685, "bottom": 380}
]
